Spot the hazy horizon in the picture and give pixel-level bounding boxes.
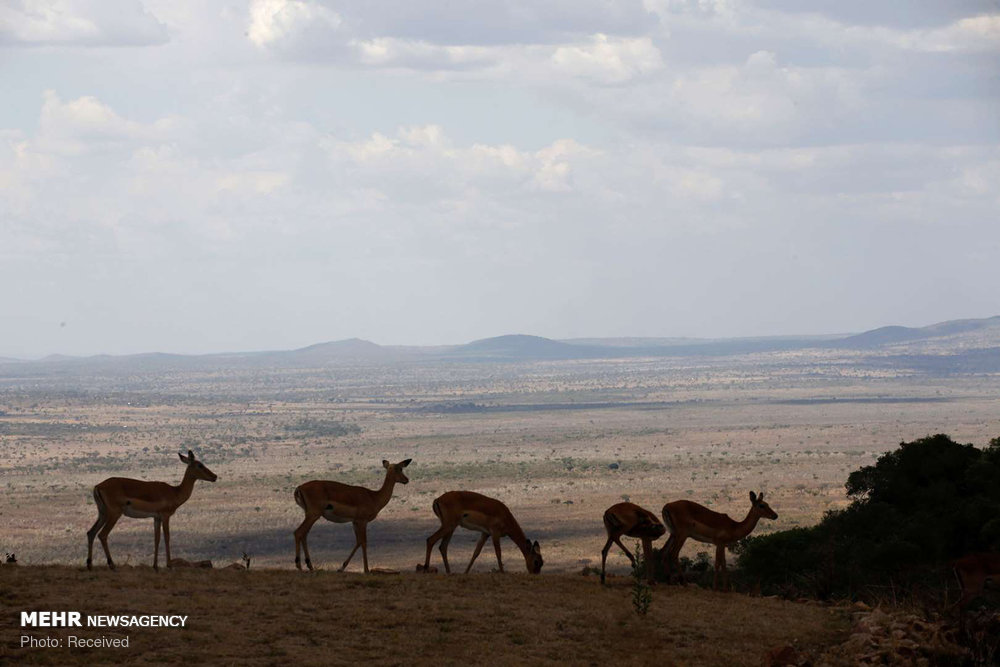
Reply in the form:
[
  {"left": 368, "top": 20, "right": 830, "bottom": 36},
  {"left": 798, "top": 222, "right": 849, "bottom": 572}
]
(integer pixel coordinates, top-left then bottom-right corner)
[
  {"left": 4, "top": 311, "right": 999, "bottom": 360},
  {"left": 3, "top": 1, "right": 998, "bottom": 358}
]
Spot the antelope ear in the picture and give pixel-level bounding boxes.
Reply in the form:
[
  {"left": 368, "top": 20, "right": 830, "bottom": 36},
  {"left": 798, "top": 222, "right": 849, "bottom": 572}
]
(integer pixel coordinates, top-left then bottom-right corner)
[
  {"left": 749, "top": 491, "right": 757, "bottom": 503},
  {"left": 758, "top": 491, "right": 765, "bottom": 500},
  {"left": 401, "top": 458, "right": 412, "bottom": 468},
  {"left": 532, "top": 541, "right": 541, "bottom": 553},
  {"left": 179, "top": 452, "right": 190, "bottom": 464},
  {"left": 188, "top": 449, "right": 195, "bottom": 461},
  {"left": 382, "top": 459, "right": 390, "bottom": 469}
]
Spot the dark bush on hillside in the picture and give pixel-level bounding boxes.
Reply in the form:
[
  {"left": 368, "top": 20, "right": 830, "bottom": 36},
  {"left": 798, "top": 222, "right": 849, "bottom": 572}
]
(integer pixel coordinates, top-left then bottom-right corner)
[
  {"left": 285, "top": 419, "right": 361, "bottom": 439},
  {"left": 735, "top": 434, "right": 1000, "bottom": 601}
]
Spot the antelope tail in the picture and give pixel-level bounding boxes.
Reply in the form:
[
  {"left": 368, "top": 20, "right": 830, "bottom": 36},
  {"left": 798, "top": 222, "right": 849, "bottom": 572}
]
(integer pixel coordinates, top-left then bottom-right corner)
[
  {"left": 92, "top": 487, "right": 106, "bottom": 512},
  {"left": 661, "top": 508, "right": 675, "bottom": 534}
]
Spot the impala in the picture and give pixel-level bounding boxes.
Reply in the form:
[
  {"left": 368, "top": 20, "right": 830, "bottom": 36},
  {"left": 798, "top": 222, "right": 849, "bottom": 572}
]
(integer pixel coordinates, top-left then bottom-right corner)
[
  {"left": 953, "top": 552, "right": 1000, "bottom": 611},
  {"left": 421, "top": 491, "right": 543, "bottom": 574},
  {"left": 293, "top": 458, "right": 411, "bottom": 572},
  {"left": 86, "top": 450, "right": 218, "bottom": 571},
  {"left": 600, "top": 502, "right": 666, "bottom": 584},
  {"left": 661, "top": 491, "right": 777, "bottom": 590}
]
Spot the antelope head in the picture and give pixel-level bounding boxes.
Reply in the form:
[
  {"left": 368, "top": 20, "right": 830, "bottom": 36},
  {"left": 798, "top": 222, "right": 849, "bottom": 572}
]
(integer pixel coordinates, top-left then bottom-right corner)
[
  {"left": 524, "top": 540, "right": 544, "bottom": 574},
  {"left": 635, "top": 513, "right": 667, "bottom": 539},
  {"left": 179, "top": 450, "right": 218, "bottom": 482},
  {"left": 749, "top": 491, "right": 778, "bottom": 520},
  {"left": 382, "top": 458, "right": 412, "bottom": 484}
]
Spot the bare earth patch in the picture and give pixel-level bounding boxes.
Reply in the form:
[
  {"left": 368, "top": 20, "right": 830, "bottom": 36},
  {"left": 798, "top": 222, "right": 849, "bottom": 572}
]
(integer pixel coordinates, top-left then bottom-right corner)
[{"left": 1, "top": 566, "right": 848, "bottom": 666}]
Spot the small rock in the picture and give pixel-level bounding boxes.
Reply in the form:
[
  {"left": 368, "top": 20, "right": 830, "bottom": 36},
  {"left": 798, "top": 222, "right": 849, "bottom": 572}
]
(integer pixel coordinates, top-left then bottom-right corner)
[{"left": 762, "top": 644, "right": 800, "bottom": 667}]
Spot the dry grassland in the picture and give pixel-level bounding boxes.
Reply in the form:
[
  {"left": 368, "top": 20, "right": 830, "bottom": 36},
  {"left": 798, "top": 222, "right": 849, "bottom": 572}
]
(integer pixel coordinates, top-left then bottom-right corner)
[
  {"left": 3, "top": 383, "right": 999, "bottom": 571},
  {"left": 0, "top": 566, "right": 849, "bottom": 666},
  {"left": 3, "top": 352, "right": 1000, "bottom": 573}
]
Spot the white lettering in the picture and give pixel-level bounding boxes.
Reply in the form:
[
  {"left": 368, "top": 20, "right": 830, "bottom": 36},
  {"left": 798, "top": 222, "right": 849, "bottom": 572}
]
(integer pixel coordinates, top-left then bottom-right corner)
[
  {"left": 21, "top": 636, "right": 61, "bottom": 648},
  {"left": 86, "top": 614, "right": 188, "bottom": 627},
  {"left": 21, "top": 611, "right": 81, "bottom": 627},
  {"left": 68, "top": 635, "right": 130, "bottom": 648}
]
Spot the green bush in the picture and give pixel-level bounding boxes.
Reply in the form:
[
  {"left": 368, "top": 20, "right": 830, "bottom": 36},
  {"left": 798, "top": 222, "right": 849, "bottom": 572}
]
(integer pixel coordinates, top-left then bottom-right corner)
[{"left": 736, "top": 434, "right": 1000, "bottom": 601}]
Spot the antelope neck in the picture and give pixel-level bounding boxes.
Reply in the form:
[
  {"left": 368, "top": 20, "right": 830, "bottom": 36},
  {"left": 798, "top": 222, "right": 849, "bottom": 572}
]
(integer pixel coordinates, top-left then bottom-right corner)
[
  {"left": 733, "top": 507, "right": 763, "bottom": 539},
  {"left": 371, "top": 470, "right": 398, "bottom": 510},
  {"left": 174, "top": 466, "right": 199, "bottom": 505},
  {"left": 507, "top": 518, "right": 530, "bottom": 555}
]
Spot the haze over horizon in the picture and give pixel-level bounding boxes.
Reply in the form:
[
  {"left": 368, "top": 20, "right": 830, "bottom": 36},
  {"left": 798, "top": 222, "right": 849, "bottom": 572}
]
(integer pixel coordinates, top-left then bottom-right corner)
[
  {"left": 3, "top": 1, "right": 998, "bottom": 358},
  {"left": 4, "top": 312, "right": 1000, "bottom": 361}
]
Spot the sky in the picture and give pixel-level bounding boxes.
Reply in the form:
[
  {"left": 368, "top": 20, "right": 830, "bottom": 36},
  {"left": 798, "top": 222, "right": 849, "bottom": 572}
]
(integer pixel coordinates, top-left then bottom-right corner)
[{"left": 1, "top": 0, "right": 999, "bottom": 357}]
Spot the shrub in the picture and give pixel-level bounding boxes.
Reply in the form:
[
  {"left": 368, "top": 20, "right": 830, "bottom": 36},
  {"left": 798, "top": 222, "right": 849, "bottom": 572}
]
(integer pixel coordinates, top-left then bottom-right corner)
[
  {"left": 737, "top": 434, "right": 1000, "bottom": 601},
  {"left": 631, "top": 542, "right": 652, "bottom": 616}
]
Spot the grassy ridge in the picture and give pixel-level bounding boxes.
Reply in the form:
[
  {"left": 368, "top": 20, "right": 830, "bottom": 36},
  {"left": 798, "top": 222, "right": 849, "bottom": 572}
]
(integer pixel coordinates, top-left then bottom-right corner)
[{"left": 1, "top": 566, "right": 847, "bottom": 666}]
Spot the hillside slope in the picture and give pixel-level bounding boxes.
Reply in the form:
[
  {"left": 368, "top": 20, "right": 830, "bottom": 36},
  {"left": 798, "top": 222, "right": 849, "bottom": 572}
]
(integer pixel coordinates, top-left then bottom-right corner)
[{"left": 2, "top": 567, "right": 847, "bottom": 666}]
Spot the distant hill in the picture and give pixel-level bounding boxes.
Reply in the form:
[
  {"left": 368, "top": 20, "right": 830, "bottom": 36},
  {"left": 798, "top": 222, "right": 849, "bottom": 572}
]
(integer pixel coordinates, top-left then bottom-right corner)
[
  {"left": 837, "top": 316, "right": 1000, "bottom": 349},
  {"left": 561, "top": 337, "right": 702, "bottom": 348},
  {"left": 3, "top": 315, "right": 999, "bottom": 371},
  {"left": 39, "top": 354, "right": 80, "bottom": 362},
  {"left": 283, "top": 338, "right": 391, "bottom": 363},
  {"left": 562, "top": 335, "right": 843, "bottom": 348},
  {"left": 445, "top": 335, "right": 603, "bottom": 360}
]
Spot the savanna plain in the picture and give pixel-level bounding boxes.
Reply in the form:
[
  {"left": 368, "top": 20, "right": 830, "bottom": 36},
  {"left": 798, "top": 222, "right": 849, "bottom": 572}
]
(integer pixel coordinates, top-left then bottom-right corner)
[{"left": 2, "top": 333, "right": 998, "bottom": 665}]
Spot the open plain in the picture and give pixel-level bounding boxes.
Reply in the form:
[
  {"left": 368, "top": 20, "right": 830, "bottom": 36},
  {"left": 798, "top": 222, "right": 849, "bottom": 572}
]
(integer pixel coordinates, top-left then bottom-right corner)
[
  {"left": 2, "top": 324, "right": 999, "bottom": 664},
  {"left": 2, "top": 324, "right": 999, "bottom": 576}
]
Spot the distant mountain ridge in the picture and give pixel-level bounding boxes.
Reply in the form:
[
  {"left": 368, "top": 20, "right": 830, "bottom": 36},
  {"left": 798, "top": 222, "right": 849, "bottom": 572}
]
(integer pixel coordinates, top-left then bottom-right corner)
[
  {"left": 835, "top": 316, "right": 1000, "bottom": 348},
  {"left": 285, "top": 338, "right": 390, "bottom": 361},
  {"left": 454, "top": 335, "right": 605, "bottom": 360},
  {"left": 3, "top": 315, "right": 999, "bottom": 367}
]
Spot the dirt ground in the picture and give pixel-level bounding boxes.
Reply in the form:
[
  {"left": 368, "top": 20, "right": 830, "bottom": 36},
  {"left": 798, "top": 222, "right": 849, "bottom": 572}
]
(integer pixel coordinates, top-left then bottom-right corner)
[{"left": 0, "top": 566, "right": 849, "bottom": 666}]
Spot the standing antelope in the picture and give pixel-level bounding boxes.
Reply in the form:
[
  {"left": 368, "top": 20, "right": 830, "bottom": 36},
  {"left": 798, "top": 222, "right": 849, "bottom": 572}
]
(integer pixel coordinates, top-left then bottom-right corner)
[
  {"left": 600, "top": 502, "right": 666, "bottom": 584},
  {"left": 421, "top": 491, "right": 543, "bottom": 574},
  {"left": 86, "top": 450, "right": 218, "bottom": 571},
  {"left": 953, "top": 552, "right": 1000, "bottom": 612},
  {"left": 293, "top": 458, "right": 412, "bottom": 572},
  {"left": 661, "top": 491, "right": 778, "bottom": 590}
]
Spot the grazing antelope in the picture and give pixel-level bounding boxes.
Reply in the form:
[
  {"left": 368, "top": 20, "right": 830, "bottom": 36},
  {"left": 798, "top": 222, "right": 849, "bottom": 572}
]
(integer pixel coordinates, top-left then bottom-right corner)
[
  {"left": 661, "top": 491, "right": 778, "bottom": 590},
  {"left": 421, "top": 491, "right": 543, "bottom": 574},
  {"left": 293, "top": 458, "right": 412, "bottom": 573},
  {"left": 953, "top": 552, "right": 1000, "bottom": 612},
  {"left": 86, "top": 450, "right": 218, "bottom": 571},
  {"left": 600, "top": 502, "right": 666, "bottom": 584}
]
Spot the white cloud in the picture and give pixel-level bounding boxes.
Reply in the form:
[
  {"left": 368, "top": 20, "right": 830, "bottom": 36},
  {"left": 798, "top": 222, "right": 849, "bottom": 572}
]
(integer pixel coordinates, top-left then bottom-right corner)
[
  {"left": 352, "top": 38, "right": 499, "bottom": 71},
  {"left": 897, "top": 14, "right": 1000, "bottom": 53},
  {"left": 246, "top": 0, "right": 341, "bottom": 48},
  {"left": 551, "top": 34, "right": 663, "bottom": 84},
  {"left": 34, "top": 90, "right": 178, "bottom": 155},
  {"left": 2, "top": 2, "right": 999, "bottom": 355},
  {"left": 0, "top": 0, "right": 168, "bottom": 46}
]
